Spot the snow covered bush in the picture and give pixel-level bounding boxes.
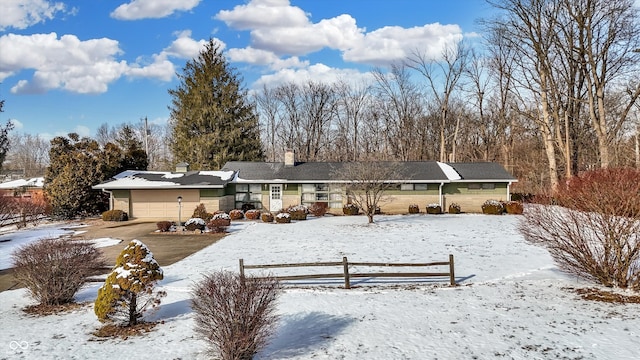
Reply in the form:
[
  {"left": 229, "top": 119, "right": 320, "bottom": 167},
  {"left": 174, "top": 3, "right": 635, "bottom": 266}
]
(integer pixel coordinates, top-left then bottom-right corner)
[
  {"left": 156, "top": 221, "right": 172, "bottom": 232},
  {"left": 12, "top": 237, "right": 104, "bottom": 307},
  {"left": 448, "top": 203, "right": 461, "bottom": 214},
  {"left": 229, "top": 209, "right": 244, "bottom": 220},
  {"left": 207, "top": 213, "right": 231, "bottom": 233},
  {"left": 426, "top": 203, "right": 442, "bottom": 214},
  {"left": 343, "top": 204, "right": 359, "bottom": 215},
  {"left": 408, "top": 204, "right": 420, "bottom": 214},
  {"left": 94, "top": 240, "right": 165, "bottom": 326},
  {"left": 275, "top": 212, "right": 291, "bottom": 223},
  {"left": 261, "top": 212, "right": 274, "bottom": 223},
  {"left": 191, "top": 271, "right": 280, "bottom": 360},
  {"left": 185, "top": 217, "right": 206, "bottom": 232},
  {"left": 245, "top": 209, "right": 261, "bottom": 220},
  {"left": 481, "top": 200, "right": 504, "bottom": 215},
  {"left": 286, "top": 205, "right": 307, "bottom": 220},
  {"left": 504, "top": 201, "right": 523, "bottom": 215},
  {"left": 520, "top": 168, "right": 640, "bottom": 291},
  {"left": 102, "top": 209, "right": 128, "bottom": 222}
]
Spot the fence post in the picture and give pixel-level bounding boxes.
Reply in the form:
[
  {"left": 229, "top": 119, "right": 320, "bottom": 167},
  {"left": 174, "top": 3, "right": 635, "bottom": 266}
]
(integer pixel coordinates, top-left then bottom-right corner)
[
  {"left": 449, "top": 254, "right": 456, "bottom": 286},
  {"left": 343, "top": 256, "right": 351, "bottom": 289},
  {"left": 239, "top": 258, "right": 245, "bottom": 284}
]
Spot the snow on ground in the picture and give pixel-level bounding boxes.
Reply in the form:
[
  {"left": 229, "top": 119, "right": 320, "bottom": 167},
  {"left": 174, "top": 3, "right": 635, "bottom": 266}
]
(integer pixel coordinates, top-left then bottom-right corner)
[
  {"left": 1, "top": 214, "right": 639, "bottom": 359},
  {"left": 0, "top": 222, "right": 77, "bottom": 270}
]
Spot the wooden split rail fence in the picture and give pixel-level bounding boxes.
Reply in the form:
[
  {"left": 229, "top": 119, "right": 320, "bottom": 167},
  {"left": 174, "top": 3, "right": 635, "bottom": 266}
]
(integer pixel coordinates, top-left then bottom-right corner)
[{"left": 239, "top": 254, "right": 456, "bottom": 289}]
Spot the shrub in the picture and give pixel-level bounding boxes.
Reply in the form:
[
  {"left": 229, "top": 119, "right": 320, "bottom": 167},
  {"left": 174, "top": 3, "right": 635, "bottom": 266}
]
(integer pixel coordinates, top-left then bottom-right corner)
[
  {"left": 191, "top": 203, "right": 213, "bottom": 222},
  {"left": 156, "top": 221, "right": 172, "bottom": 232},
  {"left": 229, "top": 209, "right": 244, "bottom": 220},
  {"left": 408, "top": 204, "right": 420, "bottom": 214},
  {"left": 504, "top": 201, "right": 524, "bottom": 215},
  {"left": 191, "top": 271, "right": 280, "bottom": 360},
  {"left": 343, "top": 204, "right": 359, "bottom": 215},
  {"left": 185, "top": 218, "right": 206, "bottom": 232},
  {"left": 102, "top": 209, "right": 128, "bottom": 222},
  {"left": 275, "top": 212, "right": 291, "bottom": 223},
  {"left": 482, "top": 200, "right": 504, "bottom": 215},
  {"left": 12, "top": 238, "right": 105, "bottom": 307},
  {"left": 208, "top": 213, "right": 231, "bottom": 233},
  {"left": 426, "top": 203, "right": 442, "bottom": 214},
  {"left": 448, "top": 203, "right": 461, "bottom": 214},
  {"left": 95, "top": 240, "right": 165, "bottom": 326},
  {"left": 261, "top": 212, "right": 274, "bottom": 223},
  {"left": 308, "top": 202, "right": 328, "bottom": 217},
  {"left": 241, "top": 203, "right": 256, "bottom": 212},
  {"left": 245, "top": 209, "right": 261, "bottom": 220},
  {"left": 286, "top": 205, "right": 307, "bottom": 220},
  {"left": 520, "top": 168, "right": 640, "bottom": 291}
]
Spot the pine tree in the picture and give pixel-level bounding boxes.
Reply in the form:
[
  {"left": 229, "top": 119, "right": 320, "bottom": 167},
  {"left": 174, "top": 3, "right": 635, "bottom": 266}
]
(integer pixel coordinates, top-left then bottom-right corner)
[
  {"left": 168, "top": 39, "right": 264, "bottom": 170},
  {"left": 94, "top": 240, "right": 165, "bottom": 326}
]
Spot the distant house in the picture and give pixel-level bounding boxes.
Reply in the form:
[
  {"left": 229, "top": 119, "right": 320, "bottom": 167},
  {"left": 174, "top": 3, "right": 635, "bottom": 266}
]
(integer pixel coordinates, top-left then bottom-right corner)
[
  {"left": 0, "top": 177, "right": 45, "bottom": 200},
  {"left": 94, "top": 151, "right": 517, "bottom": 220}
]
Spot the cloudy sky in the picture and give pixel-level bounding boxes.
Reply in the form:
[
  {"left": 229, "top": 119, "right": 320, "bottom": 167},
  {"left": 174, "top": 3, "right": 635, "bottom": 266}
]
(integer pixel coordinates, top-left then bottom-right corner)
[{"left": 0, "top": 0, "right": 492, "bottom": 139}]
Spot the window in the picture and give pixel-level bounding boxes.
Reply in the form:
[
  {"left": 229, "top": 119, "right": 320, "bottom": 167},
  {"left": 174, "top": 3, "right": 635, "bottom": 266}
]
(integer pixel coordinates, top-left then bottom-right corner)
[
  {"left": 235, "top": 184, "right": 262, "bottom": 209},
  {"left": 468, "top": 183, "right": 495, "bottom": 191},
  {"left": 301, "top": 183, "right": 343, "bottom": 208},
  {"left": 401, "top": 184, "right": 430, "bottom": 191}
]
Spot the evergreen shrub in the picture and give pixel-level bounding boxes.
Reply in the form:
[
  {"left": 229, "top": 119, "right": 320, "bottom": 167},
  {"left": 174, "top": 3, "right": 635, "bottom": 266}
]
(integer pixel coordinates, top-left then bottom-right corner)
[
  {"left": 102, "top": 209, "right": 128, "bottom": 222},
  {"left": 192, "top": 203, "right": 213, "bottom": 222}
]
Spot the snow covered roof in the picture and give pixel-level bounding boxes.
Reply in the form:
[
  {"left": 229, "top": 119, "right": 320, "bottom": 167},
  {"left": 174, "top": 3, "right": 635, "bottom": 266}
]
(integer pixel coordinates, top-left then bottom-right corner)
[
  {"left": 93, "top": 170, "right": 235, "bottom": 190},
  {"left": 222, "top": 161, "right": 516, "bottom": 183},
  {"left": 0, "top": 177, "right": 44, "bottom": 189}
]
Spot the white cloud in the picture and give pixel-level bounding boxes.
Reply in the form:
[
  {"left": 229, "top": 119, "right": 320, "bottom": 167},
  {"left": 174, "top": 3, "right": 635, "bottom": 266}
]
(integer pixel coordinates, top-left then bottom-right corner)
[
  {"left": 252, "top": 63, "right": 375, "bottom": 90},
  {"left": 227, "top": 47, "right": 308, "bottom": 70},
  {"left": 160, "top": 30, "right": 213, "bottom": 60},
  {"left": 0, "top": 0, "right": 66, "bottom": 31},
  {"left": 74, "top": 125, "right": 91, "bottom": 137},
  {"left": 215, "top": 0, "right": 309, "bottom": 30},
  {"left": 111, "top": 0, "right": 201, "bottom": 20},
  {"left": 343, "top": 23, "right": 464, "bottom": 66}
]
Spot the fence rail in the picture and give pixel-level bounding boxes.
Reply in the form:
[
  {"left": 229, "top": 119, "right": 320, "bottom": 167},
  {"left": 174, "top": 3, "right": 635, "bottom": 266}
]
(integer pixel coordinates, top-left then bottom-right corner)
[{"left": 239, "top": 255, "right": 456, "bottom": 289}]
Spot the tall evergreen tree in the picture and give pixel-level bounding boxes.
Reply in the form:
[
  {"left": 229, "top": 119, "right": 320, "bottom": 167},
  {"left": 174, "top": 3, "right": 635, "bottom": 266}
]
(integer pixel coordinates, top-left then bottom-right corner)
[{"left": 168, "top": 39, "right": 264, "bottom": 170}]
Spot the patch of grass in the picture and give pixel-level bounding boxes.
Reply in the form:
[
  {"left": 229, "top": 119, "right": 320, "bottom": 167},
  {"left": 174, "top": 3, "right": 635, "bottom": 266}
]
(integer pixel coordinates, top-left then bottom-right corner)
[
  {"left": 92, "top": 322, "right": 160, "bottom": 340},
  {"left": 23, "top": 302, "right": 87, "bottom": 316},
  {"left": 570, "top": 287, "right": 640, "bottom": 303}
]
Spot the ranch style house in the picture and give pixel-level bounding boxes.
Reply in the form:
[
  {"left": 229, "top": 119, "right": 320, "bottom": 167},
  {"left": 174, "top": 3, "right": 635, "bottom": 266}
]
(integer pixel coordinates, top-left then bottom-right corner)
[{"left": 93, "top": 151, "right": 517, "bottom": 220}]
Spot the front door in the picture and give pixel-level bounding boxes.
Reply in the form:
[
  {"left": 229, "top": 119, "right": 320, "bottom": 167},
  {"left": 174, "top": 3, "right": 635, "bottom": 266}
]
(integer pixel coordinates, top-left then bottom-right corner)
[{"left": 269, "top": 184, "right": 283, "bottom": 211}]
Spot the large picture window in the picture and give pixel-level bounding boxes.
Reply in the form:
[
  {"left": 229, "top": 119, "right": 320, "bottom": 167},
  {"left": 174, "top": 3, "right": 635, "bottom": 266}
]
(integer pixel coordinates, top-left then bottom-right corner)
[
  {"left": 301, "top": 184, "right": 342, "bottom": 208},
  {"left": 235, "top": 184, "right": 262, "bottom": 209}
]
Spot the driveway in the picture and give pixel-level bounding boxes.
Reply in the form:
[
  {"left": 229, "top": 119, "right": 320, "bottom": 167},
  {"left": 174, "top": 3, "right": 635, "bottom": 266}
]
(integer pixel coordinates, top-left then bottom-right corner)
[{"left": 0, "top": 219, "right": 225, "bottom": 292}]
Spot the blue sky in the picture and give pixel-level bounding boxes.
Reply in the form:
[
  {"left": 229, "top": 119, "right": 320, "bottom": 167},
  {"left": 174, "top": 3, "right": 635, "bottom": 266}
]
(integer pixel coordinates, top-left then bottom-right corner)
[{"left": 0, "top": 0, "right": 493, "bottom": 140}]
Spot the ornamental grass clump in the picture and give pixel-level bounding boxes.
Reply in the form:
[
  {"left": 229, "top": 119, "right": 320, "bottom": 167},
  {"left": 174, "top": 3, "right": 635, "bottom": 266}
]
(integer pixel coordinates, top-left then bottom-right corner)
[
  {"left": 482, "top": 200, "right": 505, "bottom": 215},
  {"left": 426, "top": 203, "right": 442, "bottom": 214}
]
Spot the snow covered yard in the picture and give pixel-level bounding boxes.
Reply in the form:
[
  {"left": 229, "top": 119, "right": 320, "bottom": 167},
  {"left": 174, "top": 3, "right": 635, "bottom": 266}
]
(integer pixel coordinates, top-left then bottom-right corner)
[{"left": 1, "top": 214, "right": 639, "bottom": 359}]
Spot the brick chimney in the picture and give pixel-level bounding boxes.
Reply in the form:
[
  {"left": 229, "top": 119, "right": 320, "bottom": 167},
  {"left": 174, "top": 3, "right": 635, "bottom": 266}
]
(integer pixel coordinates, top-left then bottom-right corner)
[{"left": 284, "top": 149, "right": 295, "bottom": 166}]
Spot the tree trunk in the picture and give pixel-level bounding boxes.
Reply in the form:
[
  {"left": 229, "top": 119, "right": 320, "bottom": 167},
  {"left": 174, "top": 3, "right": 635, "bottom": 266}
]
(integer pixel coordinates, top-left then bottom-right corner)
[{"left": 129, "top": 292, "right": 137, "bottom": 326}]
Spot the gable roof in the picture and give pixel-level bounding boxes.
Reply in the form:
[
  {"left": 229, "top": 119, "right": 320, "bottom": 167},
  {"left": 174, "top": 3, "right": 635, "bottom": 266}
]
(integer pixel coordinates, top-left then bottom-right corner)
[
  {"left": 222, "top": 161, "right": 516, "bottom": 183},
  {"left": 93, "top": 170, "right": 235, "bottom": 190}
]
